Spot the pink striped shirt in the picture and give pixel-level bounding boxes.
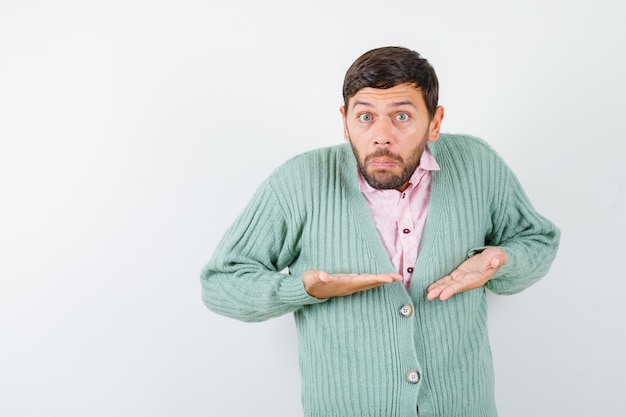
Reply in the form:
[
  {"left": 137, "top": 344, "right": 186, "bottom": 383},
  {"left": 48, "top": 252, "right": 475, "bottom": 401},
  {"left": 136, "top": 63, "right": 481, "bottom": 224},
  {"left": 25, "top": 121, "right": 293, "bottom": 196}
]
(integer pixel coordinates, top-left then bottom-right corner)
[{"left": 358, "top": 148, "right": 440, "bottom": 289}]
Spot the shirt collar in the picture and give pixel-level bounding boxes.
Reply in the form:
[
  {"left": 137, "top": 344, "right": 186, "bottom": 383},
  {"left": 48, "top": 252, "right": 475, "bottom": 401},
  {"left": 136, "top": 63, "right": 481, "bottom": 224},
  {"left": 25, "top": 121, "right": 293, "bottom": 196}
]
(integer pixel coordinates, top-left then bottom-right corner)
[{"left": 358, "top": 146, "right": 440, "bottom": 194}]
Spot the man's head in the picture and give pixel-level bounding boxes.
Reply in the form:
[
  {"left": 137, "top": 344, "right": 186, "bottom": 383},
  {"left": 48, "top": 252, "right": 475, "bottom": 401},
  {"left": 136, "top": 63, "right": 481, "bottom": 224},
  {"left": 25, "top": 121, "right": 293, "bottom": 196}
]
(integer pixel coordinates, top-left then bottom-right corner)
[
  {"left": 340, "top": 46, "right": 444, "bottom": 192},
  {"left": 342, "top": 46, "right": 439, "bottom": 119}
]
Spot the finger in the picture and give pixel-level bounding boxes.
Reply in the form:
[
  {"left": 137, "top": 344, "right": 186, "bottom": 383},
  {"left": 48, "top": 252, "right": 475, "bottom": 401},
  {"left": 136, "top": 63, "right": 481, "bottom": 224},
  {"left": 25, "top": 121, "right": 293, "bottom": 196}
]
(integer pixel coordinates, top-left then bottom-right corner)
[
  {"left": 428, "top": 283, "right": 460, "bottom": 301},
  {"left": 489, "top": 257, "right": 501, "bottom": 269},
  {"left": 318, "top": 271, "right": 332, "bottom": 283},
  {"left": 358, "top": 273, "right": 403, "bottom": 290},
  {"left": 338, "top": 273, "right": 402, "bottom": 284},
  {"left": 438, "top": 284, "right": 462, "bottom": 301},
  {"left": 427, "top": 275, "right": 454, "bottom": 292},
  {"left": 426, "top": 278, "right": 449, "bottom": 301},
  {"left": 373, "top": 273, "right": 403, "bottom": 283},
  {"left": 351, "top": 274, "right": 400, "bottom": 291},
  {"left": 426, "top": 287, "right": 442, "bottom": 301},
  {"left": 427, "top": 275, "right": 465, "bottom": 301}
]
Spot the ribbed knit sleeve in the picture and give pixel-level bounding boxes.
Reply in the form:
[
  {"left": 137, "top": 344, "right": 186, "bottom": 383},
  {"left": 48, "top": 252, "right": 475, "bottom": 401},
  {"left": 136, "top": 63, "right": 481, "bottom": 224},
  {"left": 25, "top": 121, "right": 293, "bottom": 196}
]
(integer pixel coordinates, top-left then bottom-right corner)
[
  {"left": 200, "top": 173, "right": 326, "bottom": 323},
  {"left": 483, "top": 157, "right": 560, "bottom": 294},
  {"left": 456, "top": 137, "right": 561, "bottom": 295}
]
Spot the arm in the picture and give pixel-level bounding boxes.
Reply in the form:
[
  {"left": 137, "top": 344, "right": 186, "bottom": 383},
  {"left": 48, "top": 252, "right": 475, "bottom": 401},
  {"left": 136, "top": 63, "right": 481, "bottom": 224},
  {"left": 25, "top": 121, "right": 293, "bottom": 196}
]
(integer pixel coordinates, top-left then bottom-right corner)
[
  {"left": 303, "top": 270, "right": 402, "bottom": 299},
  {"left": 428, "top": 152, "right": 560, "bottom": 301},
  {"left": 482, "top": 165, "right": 560, "bottom": 295},
  {"left": 202, "top": 178, "right": 403, "bottom": 321},
  {"left": 200, "top": 179, "right": 324, "bottom": 322}
]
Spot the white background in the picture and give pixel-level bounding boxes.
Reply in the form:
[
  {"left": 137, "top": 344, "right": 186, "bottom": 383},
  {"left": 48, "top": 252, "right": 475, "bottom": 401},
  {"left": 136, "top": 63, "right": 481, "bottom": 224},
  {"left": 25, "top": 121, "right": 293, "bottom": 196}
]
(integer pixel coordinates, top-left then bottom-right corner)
[{"left": 1, "top": 1, "right": 624, "bottom": 416}]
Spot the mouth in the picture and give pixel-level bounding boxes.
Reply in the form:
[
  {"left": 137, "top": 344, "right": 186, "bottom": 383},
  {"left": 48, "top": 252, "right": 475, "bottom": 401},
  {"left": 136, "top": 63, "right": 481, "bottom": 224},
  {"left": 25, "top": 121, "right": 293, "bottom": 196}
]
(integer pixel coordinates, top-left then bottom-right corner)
[
  {"left": 369, "top": 160, "right": 397, "bottom": 169},
  {"left": 366, "top": 155, "right": 401, "bottom": 170}
]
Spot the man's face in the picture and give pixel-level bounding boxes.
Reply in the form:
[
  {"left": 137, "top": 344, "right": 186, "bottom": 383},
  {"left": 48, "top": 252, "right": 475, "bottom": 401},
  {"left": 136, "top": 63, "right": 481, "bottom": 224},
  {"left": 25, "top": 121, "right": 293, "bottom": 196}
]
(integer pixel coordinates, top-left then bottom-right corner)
[{"left": 340, "top": 83, "right": 444, "bottom": 192}]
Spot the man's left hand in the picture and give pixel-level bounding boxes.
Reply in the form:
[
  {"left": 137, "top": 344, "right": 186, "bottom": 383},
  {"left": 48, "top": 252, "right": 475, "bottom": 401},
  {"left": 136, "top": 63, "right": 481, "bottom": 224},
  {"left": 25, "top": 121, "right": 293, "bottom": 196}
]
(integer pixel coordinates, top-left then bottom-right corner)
[{"left": 426, "top": 247, "right": 508, "bottom": 301}]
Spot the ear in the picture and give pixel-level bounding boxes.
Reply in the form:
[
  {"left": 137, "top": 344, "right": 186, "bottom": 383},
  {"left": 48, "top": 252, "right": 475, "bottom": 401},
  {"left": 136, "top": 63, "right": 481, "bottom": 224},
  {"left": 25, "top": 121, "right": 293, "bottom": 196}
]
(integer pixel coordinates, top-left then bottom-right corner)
[
  {"left": 339, "top": 106, "right": 350, "bottom": 142},
  {"left": 427, "top": 106, "right": 445, "bottom": 142}
]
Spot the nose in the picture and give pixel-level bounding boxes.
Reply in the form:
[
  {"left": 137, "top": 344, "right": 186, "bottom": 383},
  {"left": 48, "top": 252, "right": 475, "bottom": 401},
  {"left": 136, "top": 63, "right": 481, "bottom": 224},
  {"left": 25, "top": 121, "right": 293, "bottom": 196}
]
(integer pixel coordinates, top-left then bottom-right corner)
[{"left": 372, "top": 117, "right": 393, "bottom": 146}]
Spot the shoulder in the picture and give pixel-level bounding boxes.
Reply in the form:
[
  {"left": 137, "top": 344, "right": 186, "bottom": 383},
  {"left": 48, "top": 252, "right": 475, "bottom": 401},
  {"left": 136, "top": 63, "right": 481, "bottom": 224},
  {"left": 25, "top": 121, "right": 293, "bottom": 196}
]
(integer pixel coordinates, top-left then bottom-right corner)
[
  {"left": 283, "top": 143, "right": 351, "bottom": 166},
  {"left": 429, "top": 133, "right": 509, "bottom": 170},
  {"left": 270, "top": 143, "right": 352, "bottom": 181},
  {"left": 428, "top": 133, "right": 514, "bottom": 187},
  {"left": 255, "top": 144, "right": 355, "bottom": 217},
  {"left": 429, "top": 133, "right": 497, "bottom": 158}
]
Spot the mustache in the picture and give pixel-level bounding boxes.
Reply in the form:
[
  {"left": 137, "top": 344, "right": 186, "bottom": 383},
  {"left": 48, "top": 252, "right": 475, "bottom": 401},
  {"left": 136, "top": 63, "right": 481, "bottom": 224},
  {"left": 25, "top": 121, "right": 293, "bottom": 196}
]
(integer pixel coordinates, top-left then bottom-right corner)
[{"left": 364, "top": 148, "right": 404, "bottom": 164}]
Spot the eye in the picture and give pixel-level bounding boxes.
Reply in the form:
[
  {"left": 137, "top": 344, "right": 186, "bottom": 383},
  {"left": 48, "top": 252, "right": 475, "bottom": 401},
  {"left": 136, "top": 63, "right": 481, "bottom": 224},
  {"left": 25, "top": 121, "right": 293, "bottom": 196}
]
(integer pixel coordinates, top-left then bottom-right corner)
[
  {"left": 358, "top": 113, "right": 372, "bottom": 122},
  {"left": 395, "top": 112, "right": 409, "bottom": 122}
]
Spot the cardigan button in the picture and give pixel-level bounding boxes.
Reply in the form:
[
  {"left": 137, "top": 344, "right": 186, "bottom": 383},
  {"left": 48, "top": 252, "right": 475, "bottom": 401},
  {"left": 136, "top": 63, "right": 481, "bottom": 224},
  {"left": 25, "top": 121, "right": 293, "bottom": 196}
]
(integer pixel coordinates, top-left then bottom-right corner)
[
  {"left": 407, "top": 370, "right": 421, "bottom": 384},
  {"left": 402, "top": 228, "right": 411, "bottom": 234},
  {"left": 399, "top": 304, "right": 413, "bottom": 317}
]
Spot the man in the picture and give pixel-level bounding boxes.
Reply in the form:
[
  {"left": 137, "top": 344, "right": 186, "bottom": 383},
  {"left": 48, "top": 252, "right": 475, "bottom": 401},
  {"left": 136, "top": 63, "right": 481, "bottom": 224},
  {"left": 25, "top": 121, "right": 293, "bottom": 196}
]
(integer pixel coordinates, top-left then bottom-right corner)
[{"left": 201, "top": 46, "right": 560, "bottom": 417}]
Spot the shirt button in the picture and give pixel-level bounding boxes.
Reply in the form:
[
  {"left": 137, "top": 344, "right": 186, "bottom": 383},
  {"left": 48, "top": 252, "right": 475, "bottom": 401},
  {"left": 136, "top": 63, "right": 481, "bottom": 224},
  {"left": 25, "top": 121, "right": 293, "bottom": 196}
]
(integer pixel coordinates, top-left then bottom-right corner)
[
  {"left": 407, "top": 370, "right": 421, "bottom": 384},
  {"left": 407, "top": 267, "right": 414, "bottom": 273},
  {"left": 399, "top": 304, "right": 413, "bottom": 317},
  {"left": 402, "top": 228, "right": 411, "bottom": 234}
]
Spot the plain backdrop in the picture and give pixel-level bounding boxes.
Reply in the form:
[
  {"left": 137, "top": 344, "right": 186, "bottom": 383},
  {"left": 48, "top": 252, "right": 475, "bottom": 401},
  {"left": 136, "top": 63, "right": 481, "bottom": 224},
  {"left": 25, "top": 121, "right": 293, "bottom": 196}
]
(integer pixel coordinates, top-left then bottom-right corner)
[{"left": 1, "top": 1, "right": 624, "bottom": 416}]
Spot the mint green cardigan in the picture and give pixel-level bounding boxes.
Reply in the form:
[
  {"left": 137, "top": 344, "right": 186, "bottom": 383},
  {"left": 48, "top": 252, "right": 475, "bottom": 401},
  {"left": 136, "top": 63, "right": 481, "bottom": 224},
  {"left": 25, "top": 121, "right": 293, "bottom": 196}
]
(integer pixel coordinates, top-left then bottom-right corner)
[{"left": 201, "top": 134, "right": 560, "bottom": 417}]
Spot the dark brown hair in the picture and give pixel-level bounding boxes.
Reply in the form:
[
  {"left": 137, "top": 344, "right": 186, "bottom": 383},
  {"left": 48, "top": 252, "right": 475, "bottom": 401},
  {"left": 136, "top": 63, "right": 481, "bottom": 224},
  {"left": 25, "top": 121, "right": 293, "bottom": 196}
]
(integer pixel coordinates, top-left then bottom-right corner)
[{"left": 342, "top": 46, "right": 439, "bottom": 118}]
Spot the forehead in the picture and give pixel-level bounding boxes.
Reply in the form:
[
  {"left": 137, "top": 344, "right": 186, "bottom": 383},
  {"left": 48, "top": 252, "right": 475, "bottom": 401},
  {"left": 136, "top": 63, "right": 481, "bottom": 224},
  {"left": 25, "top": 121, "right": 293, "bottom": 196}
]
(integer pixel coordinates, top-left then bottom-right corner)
[{"left": 349, "top": 83, "right": 425, "bottom": 110}]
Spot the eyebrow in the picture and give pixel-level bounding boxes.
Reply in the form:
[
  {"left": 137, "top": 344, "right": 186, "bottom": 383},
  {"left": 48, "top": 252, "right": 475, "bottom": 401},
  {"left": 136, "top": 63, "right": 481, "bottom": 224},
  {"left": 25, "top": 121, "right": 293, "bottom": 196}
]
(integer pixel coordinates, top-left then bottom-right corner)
[{"left": 352, "top": 100, "right": 417, "bottom": 109}]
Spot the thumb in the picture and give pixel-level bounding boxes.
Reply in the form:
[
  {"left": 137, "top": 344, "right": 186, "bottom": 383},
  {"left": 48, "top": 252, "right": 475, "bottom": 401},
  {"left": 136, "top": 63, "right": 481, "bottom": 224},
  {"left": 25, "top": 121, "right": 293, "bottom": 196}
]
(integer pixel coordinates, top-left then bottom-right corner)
[{"left": 318, "top": 271, "right": 331, "bottom": 283}]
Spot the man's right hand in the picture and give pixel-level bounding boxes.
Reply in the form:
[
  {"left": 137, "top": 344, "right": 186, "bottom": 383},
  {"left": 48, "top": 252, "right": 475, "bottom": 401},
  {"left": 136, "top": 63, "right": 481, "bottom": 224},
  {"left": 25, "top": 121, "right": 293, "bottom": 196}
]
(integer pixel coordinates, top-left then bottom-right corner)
[{"left": 302, "top": 270, "right": 403, "bottom": 299}]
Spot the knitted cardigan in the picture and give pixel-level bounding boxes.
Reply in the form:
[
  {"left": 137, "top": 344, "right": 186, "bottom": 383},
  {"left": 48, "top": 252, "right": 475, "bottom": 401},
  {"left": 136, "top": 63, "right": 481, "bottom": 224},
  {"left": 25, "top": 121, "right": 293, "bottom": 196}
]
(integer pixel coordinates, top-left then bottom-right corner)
[{"left": 201, "top": 134, "right": 560, "bottom": 417}]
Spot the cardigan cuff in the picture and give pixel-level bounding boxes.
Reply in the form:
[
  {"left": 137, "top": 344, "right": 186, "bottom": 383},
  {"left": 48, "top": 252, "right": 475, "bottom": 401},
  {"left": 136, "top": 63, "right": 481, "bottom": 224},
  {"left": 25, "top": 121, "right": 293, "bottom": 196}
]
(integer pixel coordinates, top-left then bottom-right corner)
[{"left": 278, "top": 274, "right": 328, "bottom": 306}]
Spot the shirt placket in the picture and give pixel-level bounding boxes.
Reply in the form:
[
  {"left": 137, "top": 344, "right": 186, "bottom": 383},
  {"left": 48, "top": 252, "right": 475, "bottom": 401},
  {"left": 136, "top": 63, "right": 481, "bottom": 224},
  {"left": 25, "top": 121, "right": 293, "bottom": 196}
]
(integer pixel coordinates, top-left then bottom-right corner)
[{"left": 397, "top": 190, "right": 417, "bottom": 289}]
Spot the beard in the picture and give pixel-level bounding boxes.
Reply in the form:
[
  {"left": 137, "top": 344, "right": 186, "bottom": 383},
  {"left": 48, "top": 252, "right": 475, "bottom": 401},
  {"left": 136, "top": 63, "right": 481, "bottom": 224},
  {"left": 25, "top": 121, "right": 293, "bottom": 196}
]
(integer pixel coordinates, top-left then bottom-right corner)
[{"left": 349, "top": 135, "right": 427, "bottom": 190}]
